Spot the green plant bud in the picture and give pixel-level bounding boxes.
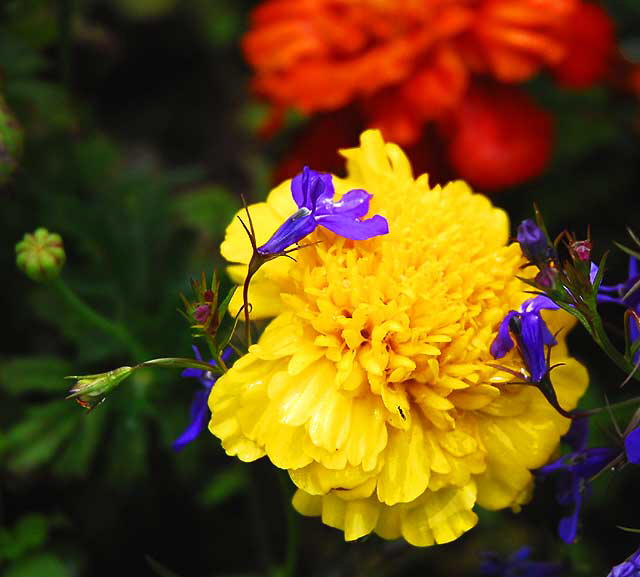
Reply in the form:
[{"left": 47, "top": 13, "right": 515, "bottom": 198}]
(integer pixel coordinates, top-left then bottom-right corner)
[
  {"left": 66, "top": 366, "right": 135, "bottom": 409},
  {"left": 0, "top": 95, "right": 24, "bottom": 184},
  {"left": 15, "top": 228, "right": 66, "bottom": 282}
]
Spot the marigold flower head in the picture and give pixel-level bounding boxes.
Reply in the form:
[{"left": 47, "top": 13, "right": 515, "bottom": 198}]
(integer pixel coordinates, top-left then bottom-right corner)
[
  {"left": 211, "top": 130, "right": 587, "bottom": 546},
  {"left": 243, "top": 0, "right": 609, "bottom": 147}
]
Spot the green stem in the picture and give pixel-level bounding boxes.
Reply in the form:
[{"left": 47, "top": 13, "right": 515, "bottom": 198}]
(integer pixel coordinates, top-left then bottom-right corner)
[
  {"left": 52, "top": 277, "right": 148, "bottom": 360},
  {"left": 577, "top": 396, "right": 640, "bottom": 417},
  {"left": 587, "top": 306, "right": 640, "bottom": 383},
  {"left": 140, "top": 357, "right": 222, "bottom": 373}
]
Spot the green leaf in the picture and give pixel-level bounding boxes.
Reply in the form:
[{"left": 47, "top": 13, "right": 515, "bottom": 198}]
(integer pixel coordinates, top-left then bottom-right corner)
[
  {"left": 198, "top": 465, "right": 249, "bottom": 507},
  {"left": 1, "top": 356, "right": 73, "bottom": 395},
  {"left": 53, "top": 408, "right": 106, "bottom": 477},
  {"left": 0, "top": 514, "right": 50, "bottom": 561},
  {"left": 171, "top": 186, "right": 239, "bottom": 235},
  {"left": 3, "top": 553, "right": 70, "bottom": 577},
  {"left": 2, "top": 401, "right": 79, "bottom": 473}
]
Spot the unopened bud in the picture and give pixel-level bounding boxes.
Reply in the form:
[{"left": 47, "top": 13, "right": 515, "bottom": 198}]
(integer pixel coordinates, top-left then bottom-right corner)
[
  {"left": 16, "top": 228, "right": 66, "bottom": 282},
  {"left": 570, "top": 240, "right": 591, "bottom": 262},
  {"left": 0, "top": 95, "right": 23, "bottom": 185},
  {"left": 517, "top": 219, "right": 551, "bottom": 264},
  {"left": 535, "top": 267, "right": 559, "bottom": 289},
  {"left": 66, "top": 366, "right": 135, "bottom": 409}
]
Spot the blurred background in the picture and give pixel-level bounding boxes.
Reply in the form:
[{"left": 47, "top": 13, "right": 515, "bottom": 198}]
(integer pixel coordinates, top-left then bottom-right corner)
[{"left": 2, "top": 1, "right": 640, "bottom": 576}]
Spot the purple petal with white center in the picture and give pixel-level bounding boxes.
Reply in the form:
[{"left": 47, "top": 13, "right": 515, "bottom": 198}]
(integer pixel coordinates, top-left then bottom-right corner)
[
  {"left": 317, "top": 213, "right": 389, "bottom": 241},
  {"left": 316, "top": 188, "right": 372, "bottom": 219},
  {"left": 490, "top": 310, "right": 518, "bottom": 359},
  {"left": 625, "top": 427, "right": 640, "bottom": 464},
  {"left": 522, "top": 295, "right": 560, "bottom": 314},
  {"left": 172, "top": 389, "right": 210, "bottom": 451}
]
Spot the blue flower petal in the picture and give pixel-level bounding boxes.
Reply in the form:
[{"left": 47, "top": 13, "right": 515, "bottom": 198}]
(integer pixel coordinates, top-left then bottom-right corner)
[
  {"left": 317, "top": 213, "right": 389, "bottom": 241},
  {"left": 257, "top": 210, "right": 317, "bottom": 255},
  {"left": 607, "top": 547, "right": 640, "bottom": 577},
  {"left": 563, "top": 417, "right": 589, "bottom": 451},
  {"left": 172, "top": 389, "right": 210, "bottom": 451},
  {"left": 291, "top": 167, "right": 333, "bottom": 210},
  {"left": 182, "top": 367, "right": 204, "bottom": 379},
  {"left": 316, "top": 188, "right": 372, "bottom": 218},
  {"left": 558, "top": 495, "right": 581, "bottom": 544},
  {"left": 519, "top": 311, "right": 549, "bottom": 382},
  {"left": 523, "top": 295, "right": 560, "bottom": 314},
  {"left": 625, "top": 427, "right": 640, "bottom": 464},
  {"left": 490, "top": 311, "right": 518, "bottom": 359}
]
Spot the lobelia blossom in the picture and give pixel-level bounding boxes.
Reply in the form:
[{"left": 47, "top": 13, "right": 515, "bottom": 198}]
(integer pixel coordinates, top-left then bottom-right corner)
[
  {"left": 490, "top": 294, "right": 575, "bottom": 417},
  {"left": 517, "top": 220, "right": 552, "bottom": 266},
  {"left": 537, "top": 417, "right": 617, "bottom": 544},
  {"left": 597, "top": 257, "right": 640, "bottom": 364},
  {"left": 480, "top": 546, "right": 564, "bottom": 577},
  {"left": 608, "top": 547, "right": 640, "bottom": 577},
  {"left": 173, "top": 346, "right": 231, "bottom": 451},
  {"left": 257, "top": 166, "right": 388, "bottom": 255},
  {"left": 625, "top": 427, "right": 640, "bottom": 465},
  {"left": 211, "top": 130, "right": 587, "bottom": 546}
]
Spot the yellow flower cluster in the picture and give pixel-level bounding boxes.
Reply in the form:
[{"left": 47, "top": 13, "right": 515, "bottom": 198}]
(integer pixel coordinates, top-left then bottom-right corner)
[{"left": 210, "top": 130, "right": 587, "bottom": 546}]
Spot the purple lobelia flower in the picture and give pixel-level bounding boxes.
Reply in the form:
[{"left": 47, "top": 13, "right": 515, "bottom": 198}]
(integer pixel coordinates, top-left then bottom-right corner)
[
  {"left": 598, "top": 257, "right": 640, "bottom": 310},
  {"left": 257, "top": 166, "right": 389, "bottom": 255},
  {"left": 490, "top": 295, "right": 574, "bottom": 416},
  {"left": 625, "top": 427, "right": 640, "bottom": 465},
  {"left": 173, "top": 346, "right": 232, "bottom": 451},
  {"left": 491, "top": 295, "right": 560, "bottom": 383},
  {"left": 537, "top": 418, "right": 617, "bottom": 543},
  {"left": 480, "top": 546, "right": 564, "bottom": 577},
  {"left": 608, "top": 547, "right": 640, "bottom": 577},
  {"left": 517, "top": 219, "right": 553, "bottom": 265},
  {"left": 597, "top": 257, "right": 640, "bottom": 364}
]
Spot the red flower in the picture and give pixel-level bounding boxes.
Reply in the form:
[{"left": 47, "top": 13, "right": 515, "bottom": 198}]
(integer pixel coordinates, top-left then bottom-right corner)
[
  {"left": 552, "top": 2, "right": 615, "bottom": 89},
  {"left": 445, "top": 83, "right": 553, "bottom": 191}
]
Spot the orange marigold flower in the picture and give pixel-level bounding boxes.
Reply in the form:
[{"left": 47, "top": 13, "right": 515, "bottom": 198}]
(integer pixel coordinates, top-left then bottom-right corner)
[{"left": 243, "top": 0, "right": 606, "bottom": 146}]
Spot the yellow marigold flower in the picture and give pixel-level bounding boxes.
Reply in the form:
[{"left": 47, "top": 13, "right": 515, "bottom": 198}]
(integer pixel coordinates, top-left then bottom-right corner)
[{"left": 210, "top": 130, "right": 587, "bottom": 546}]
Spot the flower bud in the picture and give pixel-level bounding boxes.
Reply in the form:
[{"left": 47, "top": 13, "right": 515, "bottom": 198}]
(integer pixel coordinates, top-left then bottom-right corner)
[
  {"left": 517, "top": 219, "right": 551, "bottom": 264},
  {"left": 0, "top": 95, "right": 24, "bottom": 184},
  {"left": 15, "top": 228, "right": 66, "bottom": 282},
  {"left": 66, "top": 366, "right": 135, "bottom": 409},
  {"left": 570, "top": 240, "right": 591, "bottom": 262},
  {"left": 535, "top": 266, "right": 560, "bottom": 290}
]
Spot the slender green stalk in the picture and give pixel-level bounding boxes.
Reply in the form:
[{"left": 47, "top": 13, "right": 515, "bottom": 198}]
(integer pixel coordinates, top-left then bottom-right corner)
[
  {"left": 52, "top": 277, "right": 148, "bottom": 360},
  {"left": 587, "top": 306, "right": 638, "bottom": 381},
  {"left": 578, "top": 396, "right": 640, "bottom": 417}
]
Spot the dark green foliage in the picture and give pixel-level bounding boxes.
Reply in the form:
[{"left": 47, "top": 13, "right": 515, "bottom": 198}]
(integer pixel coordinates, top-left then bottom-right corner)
[{"left": 2, "top": 1, "right": 640, "bottom": 577}]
